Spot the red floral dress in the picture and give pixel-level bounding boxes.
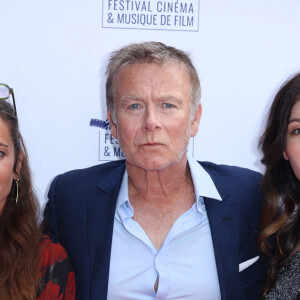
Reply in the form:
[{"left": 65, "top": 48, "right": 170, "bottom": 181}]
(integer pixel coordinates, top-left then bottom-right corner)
[{"left": 37, "top": 236, "right": 75, "bottom": 300}]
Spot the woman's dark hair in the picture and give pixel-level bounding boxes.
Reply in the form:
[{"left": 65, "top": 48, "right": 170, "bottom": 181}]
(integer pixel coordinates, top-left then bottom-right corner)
[
  {"left": 0, "top": 100, "right": 40, "bottom": 299},
  {"left": 258, "top": 73, "right": 300, "bottom": 297}
]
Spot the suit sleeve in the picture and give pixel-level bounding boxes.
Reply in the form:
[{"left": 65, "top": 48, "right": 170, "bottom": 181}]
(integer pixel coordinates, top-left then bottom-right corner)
[{"left": 42, "top": 176, "right": 60, "bottom": 242}]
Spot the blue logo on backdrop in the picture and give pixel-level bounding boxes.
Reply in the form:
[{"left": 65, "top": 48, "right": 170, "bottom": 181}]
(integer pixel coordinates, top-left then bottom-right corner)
[
  {"left": 102, "top": 0, "right": 200, "bottom": 32},
  {"left": 90, "top": 118, "right": 125, "bottom": 161}
]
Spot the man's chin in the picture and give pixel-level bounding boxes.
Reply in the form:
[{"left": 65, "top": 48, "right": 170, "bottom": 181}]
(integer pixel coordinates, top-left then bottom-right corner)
[
  {"left": 126, "top": 161, "right": 165, "bottom": 171},
  {"left": 126, "top": 156, "right": 186, "bottom": 171}
]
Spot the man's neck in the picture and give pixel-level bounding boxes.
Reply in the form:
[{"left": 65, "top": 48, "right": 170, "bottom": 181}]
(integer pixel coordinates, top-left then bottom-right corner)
[
  {"left": 126, "top": 154, "right": 196, "bottom": 249},
  {"left": 126, "top": 154, "right": 193, "bottom": 208}
]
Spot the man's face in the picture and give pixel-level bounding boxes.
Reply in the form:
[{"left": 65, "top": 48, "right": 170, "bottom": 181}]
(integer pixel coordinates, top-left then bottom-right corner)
[{"left": 108, "top": 62, "right": 201, "bottom": 171}]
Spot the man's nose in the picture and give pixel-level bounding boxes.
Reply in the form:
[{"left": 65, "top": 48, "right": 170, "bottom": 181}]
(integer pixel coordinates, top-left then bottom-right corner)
[{"left": 143, "top": 106, "right": 161, "bottom": 131}]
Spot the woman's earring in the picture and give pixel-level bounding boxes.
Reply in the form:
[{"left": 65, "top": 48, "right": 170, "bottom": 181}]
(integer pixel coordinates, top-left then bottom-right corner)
[{"left": 15, "top": 178, "right": 19, "bottom": 205}]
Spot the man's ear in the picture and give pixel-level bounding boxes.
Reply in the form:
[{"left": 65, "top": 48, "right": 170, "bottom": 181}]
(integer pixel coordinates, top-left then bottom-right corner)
[
  {"left": 283, "top": 149, "right": 289, "bottom": 160},
  {"left": 14, "top": 151, "right": 24, "bottom": 180},
  {"left": 191, "top": 104, "right": 202, "bottom": 137},
  {"left": 107, "top": 110, "right": 118, "bottom": 139}
]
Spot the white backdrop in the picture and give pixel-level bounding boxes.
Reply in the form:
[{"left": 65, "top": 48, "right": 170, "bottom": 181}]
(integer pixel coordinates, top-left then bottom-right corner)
[{"left": 1, "top": 0, "right": 300, "bottom": 207}]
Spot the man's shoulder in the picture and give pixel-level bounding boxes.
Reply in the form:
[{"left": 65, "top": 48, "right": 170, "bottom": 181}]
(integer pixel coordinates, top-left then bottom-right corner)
[
  {"left": 59, "top": 160, "right": 125, "bottom": 179},
  {"left": 198, "top": 161, "right": 262, "bottom": 199},
  {"left": 52, "top": 160, "right": 126, "bottom": 190},
  {"left": 199, "top": 161, "right": 261, "bottom": 181}
]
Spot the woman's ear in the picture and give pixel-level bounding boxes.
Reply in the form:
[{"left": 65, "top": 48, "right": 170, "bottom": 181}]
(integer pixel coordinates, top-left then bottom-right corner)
[
  {"left": 14, "top": 151, "right": 24, "bottom": 180},
  {"left": 283, "top": 149, "right": 289, "bottom": 160}
]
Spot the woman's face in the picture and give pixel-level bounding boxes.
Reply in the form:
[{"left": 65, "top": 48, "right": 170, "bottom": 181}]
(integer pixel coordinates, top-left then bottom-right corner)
[
  {"left": 284, "top": 100, "right": 300, "bottom": 180},
  {"left": 0, "top": 117, "right": 16, "bottom": 213}
]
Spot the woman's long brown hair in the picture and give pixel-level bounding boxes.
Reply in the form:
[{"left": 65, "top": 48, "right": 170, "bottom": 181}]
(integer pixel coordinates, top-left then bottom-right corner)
[
  {"left": 0, "top": 101, "right": 40, "bottom": 299},
  {"left": 258, "top": 73, "right": 300, "bottom": 298}
]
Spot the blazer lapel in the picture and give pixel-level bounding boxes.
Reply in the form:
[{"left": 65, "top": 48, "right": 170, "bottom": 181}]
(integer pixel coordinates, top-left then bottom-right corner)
[
  {"left": 205, "top": 197, "right": 240, "bottom": 300},
  {"left": 87, "top": 162, "right": 126, "bottom": 300}
]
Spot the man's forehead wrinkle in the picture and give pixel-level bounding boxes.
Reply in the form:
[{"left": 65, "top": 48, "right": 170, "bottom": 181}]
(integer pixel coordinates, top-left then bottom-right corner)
[
  {"left": 120, "top": 95, "right": 140, "bottom": 101},
  {"left": 118, "top": 94, "right": 145, "bottom": 105},
  {"left": 159, "top": 94, "right": 183, "bottom": 104}
]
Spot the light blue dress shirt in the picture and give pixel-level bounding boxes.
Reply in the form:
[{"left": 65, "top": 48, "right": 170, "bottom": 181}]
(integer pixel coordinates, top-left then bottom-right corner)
[{"left": 107, "top": 158, "right": 222, "bottom": 300}]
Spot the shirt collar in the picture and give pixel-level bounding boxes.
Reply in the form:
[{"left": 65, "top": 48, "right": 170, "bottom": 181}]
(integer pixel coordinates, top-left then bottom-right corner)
[
  {"left": 115, "top": 157, "right": 222, "bottom": 219},
  {"left": 187, "top": 157, "right": 222, "bottom": 212},
  {"left": 115, "top": 169, "right": 133, "bottom": 221}
]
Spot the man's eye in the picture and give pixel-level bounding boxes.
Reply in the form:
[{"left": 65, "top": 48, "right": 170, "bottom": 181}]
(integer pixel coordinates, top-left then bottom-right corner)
[
  {"left": 162, "top": 103, "right": 174, "bottom": 109},
  {"left": 130, "top": 103, "right": 140, "bottom": 110}
]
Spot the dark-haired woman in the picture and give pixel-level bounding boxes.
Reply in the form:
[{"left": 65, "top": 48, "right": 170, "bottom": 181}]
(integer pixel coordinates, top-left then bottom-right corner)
[
  {"left": 259, "top": 73, "right": 300, "bottom": 299},
  {"left": 0, "top": 85, "right": 75, "bottom": 299}
]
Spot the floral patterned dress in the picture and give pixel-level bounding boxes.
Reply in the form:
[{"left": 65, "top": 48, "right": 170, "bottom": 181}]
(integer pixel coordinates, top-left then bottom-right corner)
[{"left": 37, "top": 235, "right": 75, "bottom": 300}]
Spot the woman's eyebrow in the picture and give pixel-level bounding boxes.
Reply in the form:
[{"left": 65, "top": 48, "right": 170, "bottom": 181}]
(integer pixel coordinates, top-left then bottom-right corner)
[{"left": 288, "top": 118, "right": 300, "bottom": 124}]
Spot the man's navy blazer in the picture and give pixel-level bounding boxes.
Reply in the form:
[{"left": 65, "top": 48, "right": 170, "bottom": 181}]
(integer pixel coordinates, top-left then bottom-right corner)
[{"left": 43, "top": 160, "right": 266, "bottom": 300}]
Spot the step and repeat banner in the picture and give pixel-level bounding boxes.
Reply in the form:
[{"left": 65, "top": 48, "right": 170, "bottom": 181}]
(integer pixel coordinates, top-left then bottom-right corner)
[{"left": 1, "top": 0, "right": 300, "bottom": 206}]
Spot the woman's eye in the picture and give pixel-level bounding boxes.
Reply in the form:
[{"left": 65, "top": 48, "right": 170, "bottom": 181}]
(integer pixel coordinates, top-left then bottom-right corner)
[
  {"left": 0, "top": 151, "right": 5, "bottom": 158},
  {"left": 162, "top": 103, "right": 174, "bottom": 109},
  {"left": 292, "top": 128, "right": 300, "bottom": 135}
]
